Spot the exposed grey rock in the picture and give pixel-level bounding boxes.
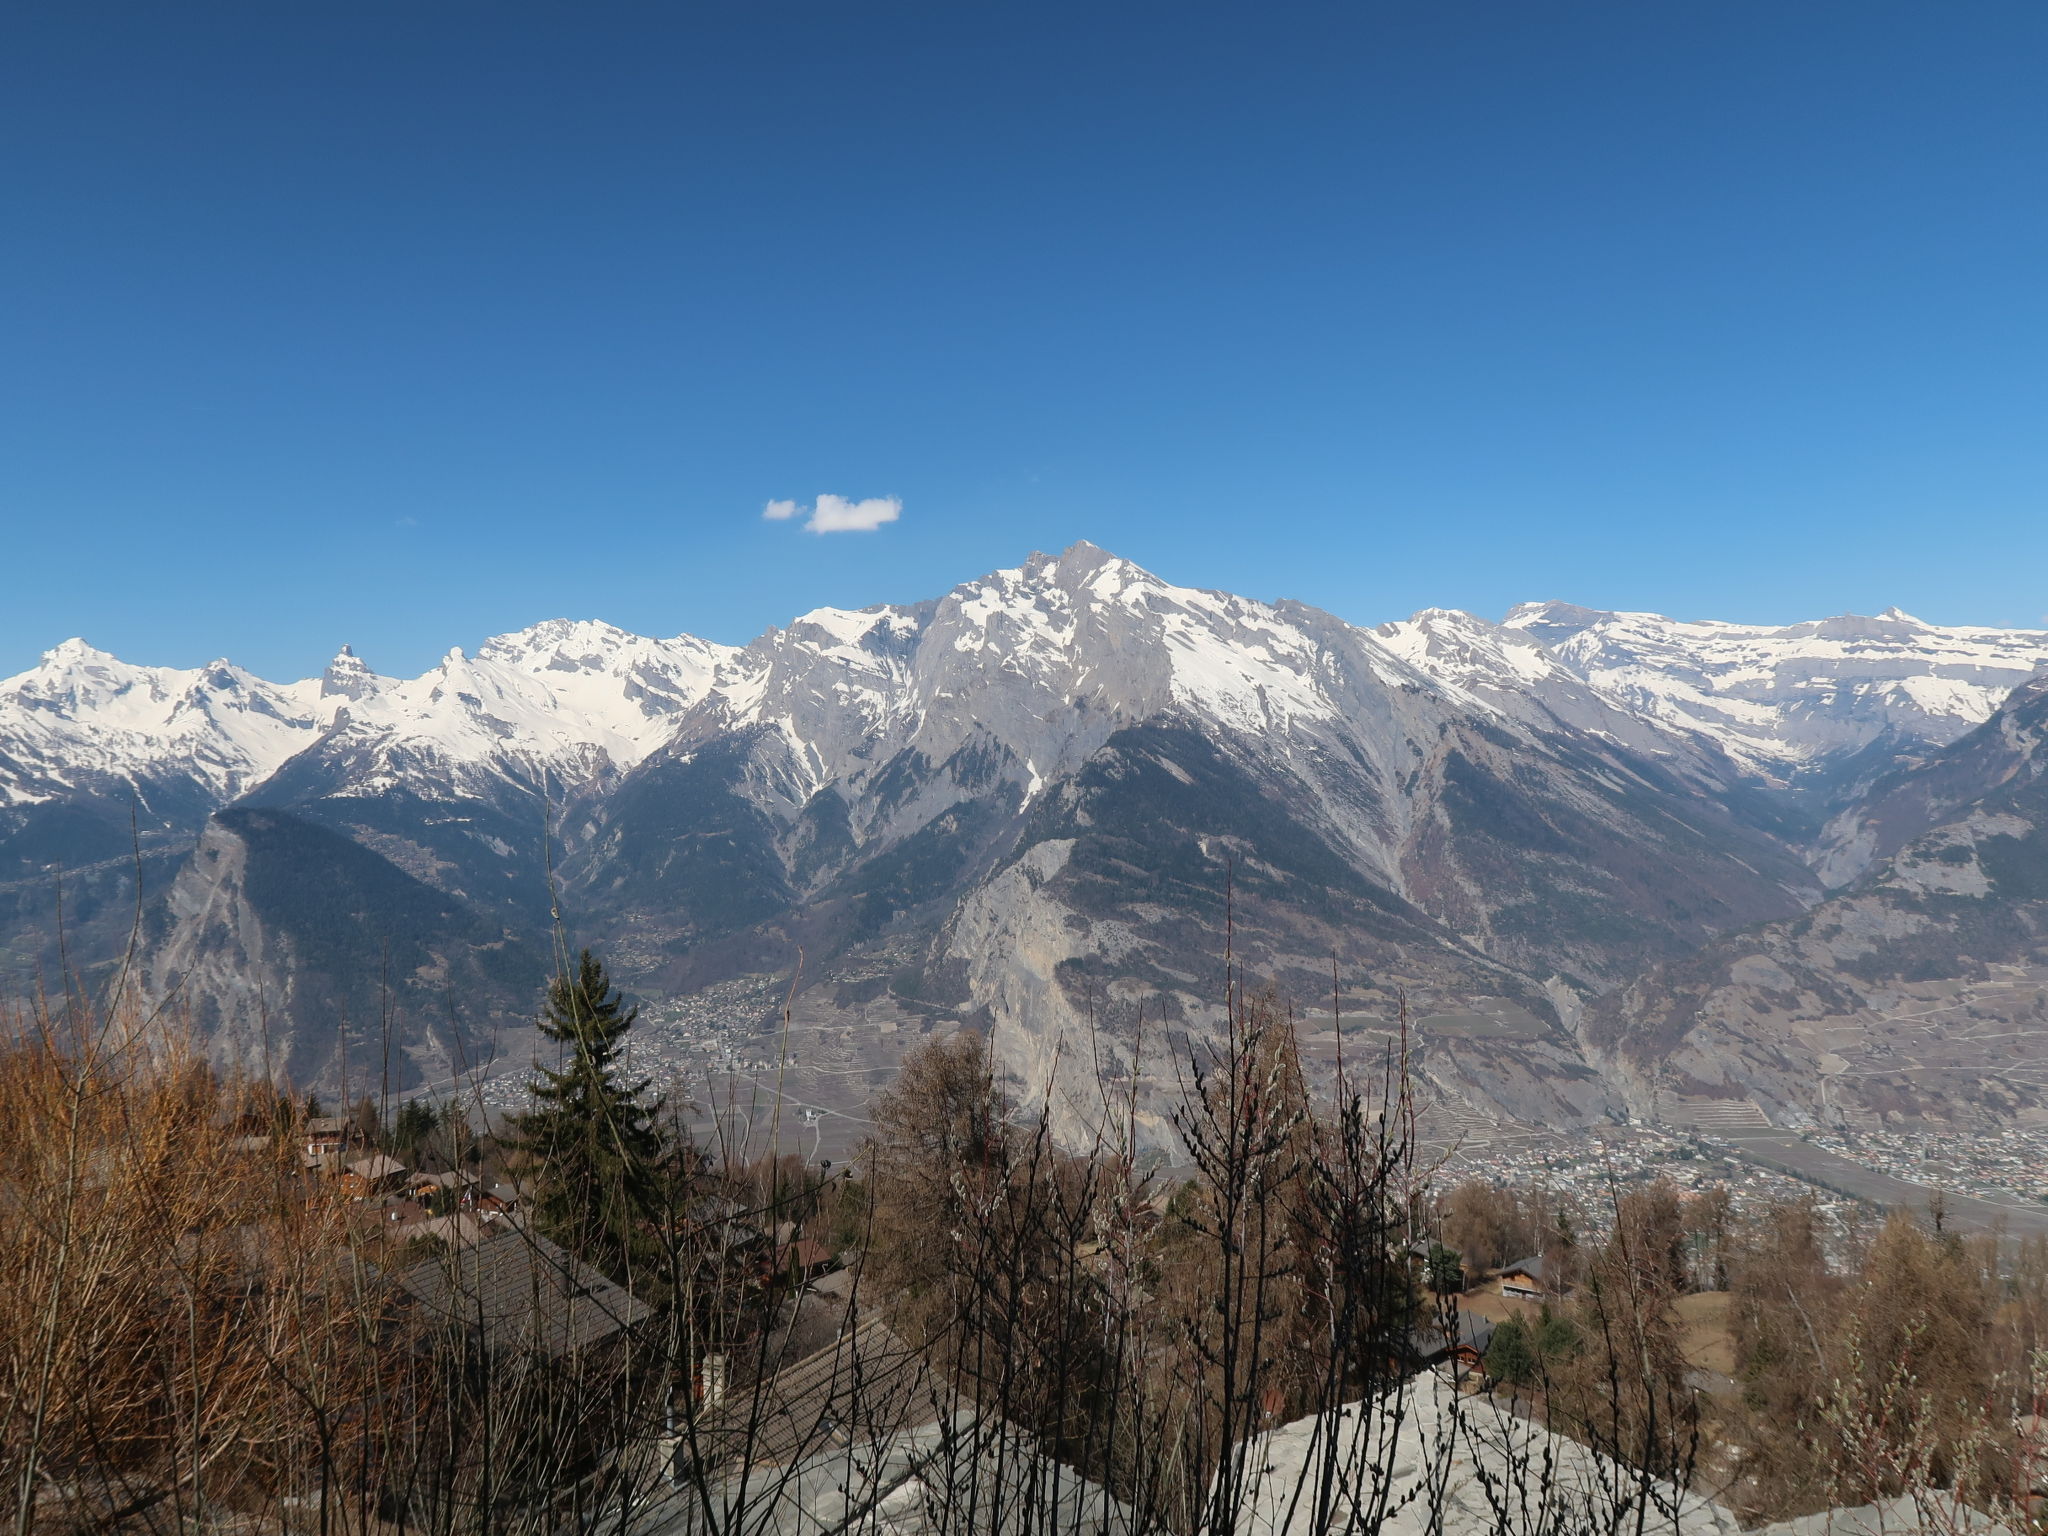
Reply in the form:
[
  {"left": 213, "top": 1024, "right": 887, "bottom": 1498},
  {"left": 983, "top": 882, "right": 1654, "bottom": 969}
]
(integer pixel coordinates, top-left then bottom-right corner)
[
  {"left": 1589, "top": 677, "right": 2048, "bottom": 1130},
  {"left": 3, "top": 546, "right": 2040, "bottom": 1133}
]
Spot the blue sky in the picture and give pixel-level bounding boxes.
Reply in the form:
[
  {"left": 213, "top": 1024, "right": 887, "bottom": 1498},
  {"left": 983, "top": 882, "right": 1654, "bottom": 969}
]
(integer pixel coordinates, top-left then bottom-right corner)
[{"left": 4, "top": 2, "right": 2046, "bottom": 680}]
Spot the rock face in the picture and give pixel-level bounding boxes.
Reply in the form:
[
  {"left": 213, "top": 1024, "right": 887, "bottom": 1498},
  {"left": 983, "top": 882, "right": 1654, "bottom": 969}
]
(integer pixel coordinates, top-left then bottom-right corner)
[
  {"left": 1589, "top": 677, "right": 2048, "bottom": 1131},
  {"left": 557, "top": 546, "right": 1816, "bottom": 1134},
  {"left": 140, "top": 808, "right": 540, "bottom": 1092},
  {"left": 0, "top": 544, "right": 2042, "bottom": 1130}
]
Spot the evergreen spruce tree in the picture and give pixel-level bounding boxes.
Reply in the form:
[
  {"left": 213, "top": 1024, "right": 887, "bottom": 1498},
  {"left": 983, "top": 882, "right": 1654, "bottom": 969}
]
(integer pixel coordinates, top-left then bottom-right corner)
[
  {"left": 508, "top": 949, "right": 668, "bottom": 1281},
  {"left": 391, "top": 1098, "right": 438, "bottom": 1158},
  {"left": 1426, "top": 1241, "right": 1466, "bottom": 1294},
  {"left": 1484, "top": 1314, "right": 1538, "bottom": 1386}
]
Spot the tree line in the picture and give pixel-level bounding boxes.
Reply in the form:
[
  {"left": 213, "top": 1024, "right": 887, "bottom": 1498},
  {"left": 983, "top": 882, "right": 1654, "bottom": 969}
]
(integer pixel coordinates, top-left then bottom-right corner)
[{"left": 2, "top": 952, "right": 2042, "bottom": 1536}]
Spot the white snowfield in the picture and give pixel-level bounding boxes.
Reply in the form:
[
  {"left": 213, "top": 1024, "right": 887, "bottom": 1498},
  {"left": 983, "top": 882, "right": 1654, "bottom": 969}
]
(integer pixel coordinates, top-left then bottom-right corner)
[
  {"left": 1233, "top": 1376, "right": 2012, "bottom": 1536},
  {"left": 0, "top": 620, "right": 736, "bottom": 812},
  {"left": 4, "top": 544, "right": 2044, "bottom": 816},
  {"left": 635, "top": 1370, "right": 2011, "bottom": 1536},
  {"left": 1231, "top": 1376, "right": 1733, "bottom": 1536},
  {"left": 1496, "top": 603, "right": 2048, "bottom": 778}
]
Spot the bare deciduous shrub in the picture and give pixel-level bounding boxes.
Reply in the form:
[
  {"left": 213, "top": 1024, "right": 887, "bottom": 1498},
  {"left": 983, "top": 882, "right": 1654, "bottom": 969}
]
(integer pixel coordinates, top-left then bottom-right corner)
[{"left": 6, "top": 953, "right": 2040, "bottom": 1536}]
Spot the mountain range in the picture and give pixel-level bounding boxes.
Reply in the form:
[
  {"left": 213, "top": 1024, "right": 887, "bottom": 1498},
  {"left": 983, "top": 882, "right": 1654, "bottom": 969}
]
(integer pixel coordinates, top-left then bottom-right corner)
[{"left": 4, "top": 543, "right": 2044, "bottom": 1138}]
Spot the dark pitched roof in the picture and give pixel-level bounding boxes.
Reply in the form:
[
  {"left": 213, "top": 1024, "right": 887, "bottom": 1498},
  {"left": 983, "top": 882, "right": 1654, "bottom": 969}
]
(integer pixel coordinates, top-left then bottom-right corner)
[
  {"left": 412, "top": 1169, "right": 480, "bottom": 1190},
  {"left": 652, "top": 1409, "right": 1140, "bottom": 1536},
  {"left": 1500, "top": 1254, "right": 1550, "bottom": 1282},
  {"left": 1406, "top": 1309, "right": 1497, "bottom": 1364},
  {"left": 694, "top": 1316, "right": 953, "bottom": 1470},
  {"left": 387, "top": 1230, "right": 654, "bottom": 1359},
  {"left": 774, "top": 1238, "right": 836, "bottom": 1273}
]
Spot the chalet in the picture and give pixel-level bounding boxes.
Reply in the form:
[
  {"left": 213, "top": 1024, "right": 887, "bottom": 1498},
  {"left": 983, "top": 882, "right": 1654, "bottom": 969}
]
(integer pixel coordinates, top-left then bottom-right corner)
[
  {"left": 771, "top": 1236, "right": 837, "bottom": 1281},
  {"left": 1497, "top": 1255, "right": 1556, "bottom": 1301},
  {"left": 380, "top": 1198, "right": 430, "bottom": 1231},
  {"left": 410, "top": 1168, "right": 482, "bottom": 1205},
  {"left": 344, "top": 1195, "right": 432, "bottom": 1246},
  {"left": 685, "top": 1317, "right": 942, "bottom": 1470},
  {"left": 386, "top": 1229, "right": 654, "bottom": 1361},
  {"left": 645, "top": 1319, "right": 1134, "bottom": 1534},
  {"left": 412, "top": 1213, "right": 492, "bottom": 1249},
  {"left": 1403, "top": 1311, "right": 1496, "bottom": 1378},
  {"left": 683, "top": 1195, "right": 769, "bottom": 1257},
  {"left": 376, "top": 1232, "right": 658, "bottom": 1526},
  {"left": 301, "top": 1116, "right": 356, "bottom": 1172},
  {"left": 340, "top": 1154, "right": 407, "bottom": 1198}
]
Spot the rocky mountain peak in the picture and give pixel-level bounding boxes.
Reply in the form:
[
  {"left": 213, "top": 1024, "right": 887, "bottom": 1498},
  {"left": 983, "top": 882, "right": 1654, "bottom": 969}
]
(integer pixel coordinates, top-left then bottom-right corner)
[
  {"left": 1485, "top": 601, "right": 2048, "bottom": 788},
  {"left": 320, "top": 644, "right": 383, "bottom": 702},
  {"left": 14, "top": 546, "right": 2048, "bottom": 1133}
]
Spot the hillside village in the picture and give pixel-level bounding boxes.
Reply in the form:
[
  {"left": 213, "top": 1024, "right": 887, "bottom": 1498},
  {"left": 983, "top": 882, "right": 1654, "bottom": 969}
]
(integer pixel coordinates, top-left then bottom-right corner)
[{"left": 10, "top": 950, "right": 2025, "bottom": 1536}]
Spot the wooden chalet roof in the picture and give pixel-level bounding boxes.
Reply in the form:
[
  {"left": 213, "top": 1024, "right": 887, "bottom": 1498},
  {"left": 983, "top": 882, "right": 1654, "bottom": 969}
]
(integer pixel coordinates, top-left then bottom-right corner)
[
  {"left": 1408, "top": 1310, "right": 1497, "bottom": 1364},
  {"left": 388, "top": 1230, "right": 654, "bottom": 1359},
  {"left": 692, "top": 1315, "right": 955, "bottom": 1471},
  {"left": 412, "top": 1168, "right": 480, "bottom": 1190}
]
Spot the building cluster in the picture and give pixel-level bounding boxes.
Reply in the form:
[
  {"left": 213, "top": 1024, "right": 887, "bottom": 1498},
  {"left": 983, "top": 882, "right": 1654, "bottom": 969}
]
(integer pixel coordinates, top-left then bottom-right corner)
[
  {"left": 1437, "top": 1122, "right": 1860, "bottom": 1245},
  {"left": 264, "top": 1113, "right": 525, "bottom": 1251},
  {"left": 1804, "top": 1124, "right": 2048, "bottom": 1205},
  {"left": 472, "top": 976, "right": 789, "bottom": 1119}
]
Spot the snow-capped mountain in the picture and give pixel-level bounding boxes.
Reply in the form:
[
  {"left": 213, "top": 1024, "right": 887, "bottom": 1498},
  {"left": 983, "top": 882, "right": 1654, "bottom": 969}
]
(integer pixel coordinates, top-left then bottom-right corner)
[
  {"left": 0, "top": 620, "right": 732, "bottom": 820},
  {"left": 1494, "top": 601, "right": 2048, "bottom": 792},
  {"left": 0, "top": 619, "right": 733, "bottom": 1089},
  {"left": 0, "top": 639, "right": 325, "bottom": 816},
  {"left": 2, "top": 545, "right": 2040, "bottom": 1133},
  {"left": 570, "top": 545, "right": 1817, "bottom": 1131},
  {"left": 246, "top": 620, "right": 733, "bottom": 830},
  {"left": 1373, "top": 608, "right": 1758, "bottom": 794},
  {"left": 581, "top": 545, "right": 1816, "bottom": 960}
]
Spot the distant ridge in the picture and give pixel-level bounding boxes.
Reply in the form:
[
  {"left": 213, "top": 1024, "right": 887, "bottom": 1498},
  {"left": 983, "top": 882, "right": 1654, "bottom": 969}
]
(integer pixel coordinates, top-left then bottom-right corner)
[{"left": 3, "top": 544, "right": 2045, "bottom": 1138}]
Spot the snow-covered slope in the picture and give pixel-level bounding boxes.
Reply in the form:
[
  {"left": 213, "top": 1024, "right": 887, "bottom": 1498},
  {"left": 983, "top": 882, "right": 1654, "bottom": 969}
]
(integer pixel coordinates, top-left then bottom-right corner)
[
  {"left": 6, "top": 547, "right": 2038, "bottom": 1130},
  {"left": 0, "top": 640, "right": 326, "bottom": 814},
  {"left": 614, "top": 543, "right": 1806, "bottom": 922},
  {"left": 1496, "top": 602, "right": 2048, "bottom": 787},
  {"left": 569, "top": 545, "right": 1818, "bottom": 1141},
  {"left": 668, "top": 545, "right": 1386, "bottom": 818},
  {"left": 14, "top": 577, "right": 2034, "bottom": 838},
  {"left": 0, "top": 621, "right": 733, "bottom": 824},
  {"left": 283, "top": 620, "right": 734, "bottom": 802},
  {"left": 1373, "top": 607, "right": 1754, "bottom": 792}
]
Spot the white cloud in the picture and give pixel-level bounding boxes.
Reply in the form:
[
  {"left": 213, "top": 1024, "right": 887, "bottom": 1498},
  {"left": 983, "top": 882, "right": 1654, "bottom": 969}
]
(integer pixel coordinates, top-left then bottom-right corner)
[
  {"left": 762, "top": 493, "right": 903, "bottom": 534},
  {"left": 808, "top": 493, "right": 901, "bottom": 533}
]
